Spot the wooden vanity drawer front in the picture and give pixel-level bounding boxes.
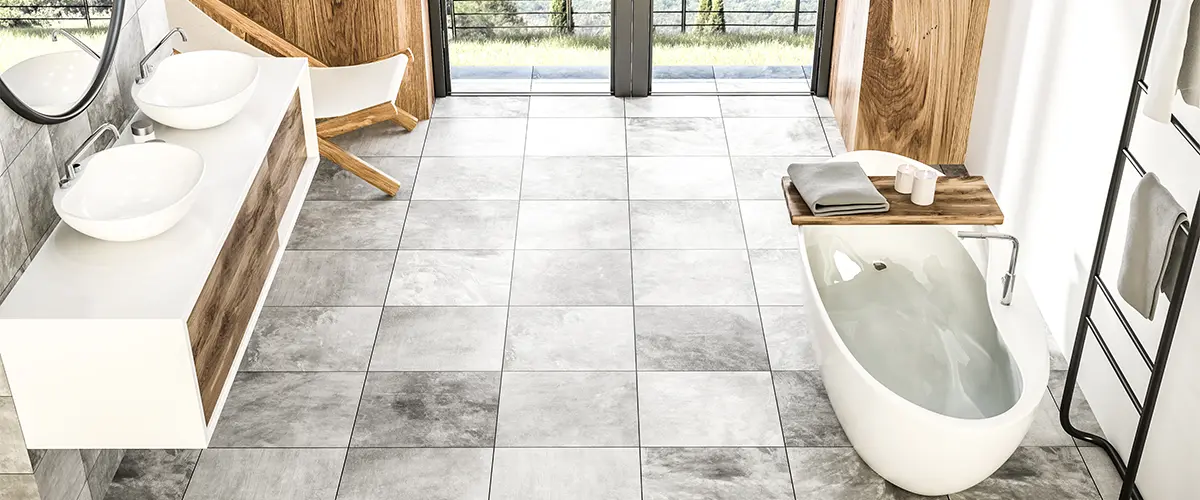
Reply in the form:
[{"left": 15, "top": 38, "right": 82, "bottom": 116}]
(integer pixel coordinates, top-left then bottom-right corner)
[{"left": 188, "top": 93, "right": 303, "bottom": 422}]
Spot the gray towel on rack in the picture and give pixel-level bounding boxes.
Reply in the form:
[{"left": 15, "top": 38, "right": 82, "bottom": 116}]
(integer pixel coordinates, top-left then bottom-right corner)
[
  {"left": 787, "top": 161, "right": 890, "bottom": 216},
  {"left": 1117, "top": 173, "right": 1190, "bottom": 320}
]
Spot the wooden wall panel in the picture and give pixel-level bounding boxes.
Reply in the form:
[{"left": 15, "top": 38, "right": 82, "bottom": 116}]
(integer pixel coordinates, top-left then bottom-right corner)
[
  {"left": 829, "top": 0, "right": 989, "bottom": 164},
  {"left": 188, "top": 95, "right": 306, "bottom": 422},
  {"left": 212, "top": 0, "right": 433, "bottom": 119}
]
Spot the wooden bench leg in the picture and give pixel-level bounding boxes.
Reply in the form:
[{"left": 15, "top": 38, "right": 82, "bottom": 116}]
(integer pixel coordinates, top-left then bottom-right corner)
[
  {"left": 317, "top": 138, "right": 400, "bottom": 196},
  {"left": 317, "top": 102, "right": 404, "bottom": 139},
  {"left": 392, "top": 108, "right": 419, "bottom": 131}
]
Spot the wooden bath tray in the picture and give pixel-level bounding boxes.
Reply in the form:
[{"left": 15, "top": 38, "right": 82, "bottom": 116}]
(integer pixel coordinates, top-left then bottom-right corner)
[{"left": 782, "top": 175, "right": 1004, "bottom": 226}]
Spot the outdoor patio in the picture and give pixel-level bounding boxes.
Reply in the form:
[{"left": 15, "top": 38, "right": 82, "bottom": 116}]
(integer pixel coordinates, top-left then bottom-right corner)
[{"left": 451, "top": 64, "right": 813, "bottom": 93}]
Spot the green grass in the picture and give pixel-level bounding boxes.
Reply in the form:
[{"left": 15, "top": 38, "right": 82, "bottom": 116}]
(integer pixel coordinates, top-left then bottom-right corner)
[
  {"left": 0, "top": 26, "right": 107, "bottom": 71},
  {"left": 449, "top": 31, "right": 813, "bottom": 67}
]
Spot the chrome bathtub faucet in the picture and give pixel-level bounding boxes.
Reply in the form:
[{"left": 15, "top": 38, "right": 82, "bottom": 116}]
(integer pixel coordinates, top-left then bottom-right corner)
[
  {"left": 957, "top": 231, "right": 1019, "bottom": 306},
  {"left": 51, "top": 29, "right": 99, "bottom": 60},
  {"left": 137, "top": 28, "right": 188, "bottom": 84}
]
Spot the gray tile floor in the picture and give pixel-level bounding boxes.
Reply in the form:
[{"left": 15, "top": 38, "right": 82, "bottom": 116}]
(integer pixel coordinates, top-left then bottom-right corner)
[{"left": 105, "top": 96, "right": 1122, "bottom": 500}]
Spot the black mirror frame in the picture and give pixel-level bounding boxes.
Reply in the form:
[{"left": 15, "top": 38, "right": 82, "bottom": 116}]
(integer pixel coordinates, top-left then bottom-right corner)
[{"left": 0, "top": 0, "right": 126, "bottom": 125}]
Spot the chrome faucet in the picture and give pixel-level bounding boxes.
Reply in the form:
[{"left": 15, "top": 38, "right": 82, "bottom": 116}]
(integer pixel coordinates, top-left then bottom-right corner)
[
  {"left": 957, "top": 231, "right": 1020, "bottom": 306},
  {"left": 51, "top": 29, "right": 99, "bottom": 60},
  {"left": 60, "top": 123, "right": 119, "bottom": 188},
  {"left": 137, "top": 28, "right": 188, "bottom": 84}
]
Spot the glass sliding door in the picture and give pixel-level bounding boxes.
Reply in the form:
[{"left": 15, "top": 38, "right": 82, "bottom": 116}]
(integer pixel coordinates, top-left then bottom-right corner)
[
  {"left": 439, "top": 0, "right": 615, "bottom": 93},
  {"left": 646, "top": 0, "right": 817, "bottom": 94}
]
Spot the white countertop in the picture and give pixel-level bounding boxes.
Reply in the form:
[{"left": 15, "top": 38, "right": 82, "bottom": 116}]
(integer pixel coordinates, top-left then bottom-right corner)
[{"left": 0, "top": 58, "right": 308, "bottom": 321}]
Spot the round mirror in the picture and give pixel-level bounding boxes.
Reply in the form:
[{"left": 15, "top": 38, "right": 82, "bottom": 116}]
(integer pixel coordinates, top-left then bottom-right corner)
[{"left": 0, "top": 0, "right": 126, "bottom": 124}]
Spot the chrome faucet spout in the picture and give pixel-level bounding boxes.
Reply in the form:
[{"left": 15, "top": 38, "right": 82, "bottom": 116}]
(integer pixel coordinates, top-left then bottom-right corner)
[
  {"left": 50, "top": 29, "right": 100, "bottom": 60},
  {"left": 60, "top": 123, "right": 120, "bottom": 188},
  {"left": 137, "top": 28, "right": 188, "bottom": 84},
  {"left": 957, "top": 231, "right": 1020, "bottom": 306}
]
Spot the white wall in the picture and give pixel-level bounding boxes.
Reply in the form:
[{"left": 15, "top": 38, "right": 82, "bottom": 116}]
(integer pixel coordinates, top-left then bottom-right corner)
[{"left": 968, "top": 1, "right": 1200, "bottom": 497}]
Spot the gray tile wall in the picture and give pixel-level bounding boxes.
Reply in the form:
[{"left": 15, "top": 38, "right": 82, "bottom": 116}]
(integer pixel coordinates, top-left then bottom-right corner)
[{"left": 0, "top": 0, "right": 169, "bottom": 498}]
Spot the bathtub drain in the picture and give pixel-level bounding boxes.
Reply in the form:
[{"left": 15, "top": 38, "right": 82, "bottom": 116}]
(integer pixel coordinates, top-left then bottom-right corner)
[{"left": 872, "top": 261, "right": 888, "bottom": 271}]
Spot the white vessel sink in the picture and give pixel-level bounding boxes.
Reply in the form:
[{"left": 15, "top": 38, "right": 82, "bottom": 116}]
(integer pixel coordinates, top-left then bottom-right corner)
[
  {"left": 54, "top": 143, "right": 205, "bottom": 242},
  {"left": 133, "top": 50, "right": 259, "bottom": 129},
  {"left": 1, "top": 51, "right": 99, "bottom": 114}
]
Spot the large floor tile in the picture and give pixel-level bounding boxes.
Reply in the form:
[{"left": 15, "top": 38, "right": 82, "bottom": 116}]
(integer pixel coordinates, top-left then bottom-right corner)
[
  {"left": 182, "top": 449, "right": 345, "bottom": 500},
  {"left": 209, "top": 372, "right": 364, "bottom": 447},
  {"left": 632, "top": 250, "right": 757, "bottom": 305},
  {"left": 823, "top": 117, "right": 847, "bottom": 154},
  {"left": 495, "top": 372, "right": 639, "bottom": 446},
  {"left": 653, "top": 80, "right": 719, "bottom": 93},
  {"left": 306, "top": 157, "right": 418, "bottom": 201},
  {"left": 638, "top": 372, "right": 783, "bottom": 446},
  {"left": 1021, "top": 391, "right": 1077, "bottom": 447},
  {"left": 489, "top": 448, "right": 641, "bottom": 500},
  {"left": 787, "top": 447, "right": 931, "bottom": 500},
  {"left": 351, "top": 372, "right": 500, "bottom": 447},
  {"left": 635, "top": 307, "right": 769, "bottom": 370},
  {"left": 724, "top": 118, "right": 830, "bottom": 156},
  {"left": 330, "top": 121, "right": 428, "bottom": 157},
  {"left": 715, "top": 78, "right": 809, "bottom": 93},
  {"left": 731, "top": 156, "right": 822, "bottom": 200},
  {"left": 386, "top": 250, "right": 513, "bottom": 306},
  {"left": 642, "top": 447, "right": 795, "bottom": 500},
  {"left": 1048, "top": 371, "right": 1104, "bottom": 446},
  {"left": 627, "top": 156, "right": 737, "bottom": 200},
  {"left": 337, "top": 448, "right": 492, "bottom": 500},
  {"left": 749, "top": 249, "right": 808, "bottom": 305},
  {"left": 411, "top": 156, "right": 523, "bottom": 200},
  {"left": 761, "top": 306, "right": 816, "bottom": 370},
  {"left": 288, "top": 201, "right": 409, "bottom": 250},
  {"left": 423, "top": 118, "right": 527, "bottom": 156},
  {"left": 520, "top": 157, "right": 628, "bottom": 200},
  {"left": 630, "top": 200, "right": 746, "bottom": 249},
  {"left": 626, "top": 118, "right": 729, "bottom": 156},
  {"left": 241, "top": 307, "right": 381, "bottom": 371},
  {"left": 773, "top": 370, "right": 849, "bottom": 446},
  {"left": 1078, "top": 448, "right": 1122, "bottom": 500},
  {"left": 433, "top": 96, "right": 529, "bottom": 118},
  {"left": 399, "top": 201, "right": 518, "bottom": 249},
  {"left": 516, "top": 201, "right": 630, "bottom": 249},
  {"left": 510, "top": 250, "right": 633, "bottom": 305},
  {"left": 0, "top": 475, "right": 38, "bottom": 500},
  {"left": 525, "top": 118, "right": 626, "bottom": 156},
  {"left": 625, "top": 96, "right": 722, "bottom": 118},
  {"left": 741, "top": 200, "right": 800, "bottom": 249},
  {"left": 529, "top": 96, "right": 625, "bottom": 117},
  {"left": 370, "top": 307, "right": 507, "bottom": 371},
  {"left": 266, "top": 251, "right": 395, "bottom": 306},
  {"left": 0, "top": 398, "right": 29, "bottom": 473},
  {"left": 105, "top": 450, "right": 200, "bottom": 500},
  {"left": 32, "top": 449, "right": 86, "bottom": 500},
  {"left": 505, "top": 306, "right": 636, "bottom": 370},
  {"left": 951, "top": 447, "right": 1101, "bottom": 500},
  {"left": 719, "top": 96, "right": 819, "bottom": 117}
]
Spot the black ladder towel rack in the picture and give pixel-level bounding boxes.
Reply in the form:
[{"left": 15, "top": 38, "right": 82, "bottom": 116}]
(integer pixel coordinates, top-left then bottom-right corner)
[{"left": 1060, "top": 1, "right": 1200, "bottom": 499}]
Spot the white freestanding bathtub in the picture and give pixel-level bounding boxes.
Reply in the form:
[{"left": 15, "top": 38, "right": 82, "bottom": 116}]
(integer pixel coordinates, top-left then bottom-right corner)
[{"left": 794, "top": 151, "right": 1049, "bottom": 496}]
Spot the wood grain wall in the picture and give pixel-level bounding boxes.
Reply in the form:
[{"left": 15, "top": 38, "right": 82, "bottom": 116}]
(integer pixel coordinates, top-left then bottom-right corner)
[{"left": 830, "top": 0, "right": 990, "bottom": 164}]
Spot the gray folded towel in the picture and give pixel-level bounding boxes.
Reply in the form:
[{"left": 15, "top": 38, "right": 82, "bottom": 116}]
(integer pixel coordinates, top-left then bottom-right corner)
[
  {"left": 1117, "top": 173, "right": 1189, "bottom": 320},
  {"left": 787, "top": 161, "right": 890, "bottom": 216}
]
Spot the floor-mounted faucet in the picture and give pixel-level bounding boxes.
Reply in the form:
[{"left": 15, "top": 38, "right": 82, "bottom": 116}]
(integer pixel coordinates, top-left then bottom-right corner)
[
  {"left": 957, "top": 231, "right": 1020, "bottom": 306},
  {"left": 137, "top": 28, "right": 188, "bottom": 84},
  {"left": 51, "top": 29, "right": 100, "bottom": 60}
]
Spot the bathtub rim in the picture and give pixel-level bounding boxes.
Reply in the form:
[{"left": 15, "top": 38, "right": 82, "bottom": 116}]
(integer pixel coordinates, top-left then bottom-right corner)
[{"left": 795, "top": 223, "right": 1049, "bottom": 429}]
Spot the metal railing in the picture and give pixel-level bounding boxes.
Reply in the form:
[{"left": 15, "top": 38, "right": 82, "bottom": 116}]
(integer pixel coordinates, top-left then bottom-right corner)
[
  {"left": 446, "top": 0, "right": 815, "bottom": 37},
  {"left": 0, "top": 1, "right": 113, "bottom": 27}
]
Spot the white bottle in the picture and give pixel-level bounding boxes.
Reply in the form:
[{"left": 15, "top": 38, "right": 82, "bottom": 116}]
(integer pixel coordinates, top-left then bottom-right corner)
[
  {"left": 131, "top": 120, "right": 156, "bottom": 144},
  {"left": 895, "top": 163, "right": 916, "bottom": 194}
]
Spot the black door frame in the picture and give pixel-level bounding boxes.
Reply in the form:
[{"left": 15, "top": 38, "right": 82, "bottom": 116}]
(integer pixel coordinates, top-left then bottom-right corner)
[{"left": 428, "top": 0, "right": 835, "bottom": 97}]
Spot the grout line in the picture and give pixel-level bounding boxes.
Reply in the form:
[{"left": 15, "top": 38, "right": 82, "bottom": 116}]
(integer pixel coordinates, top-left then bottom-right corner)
[{"left": 720, "top": 106, "right": 802, "bottom": 499}]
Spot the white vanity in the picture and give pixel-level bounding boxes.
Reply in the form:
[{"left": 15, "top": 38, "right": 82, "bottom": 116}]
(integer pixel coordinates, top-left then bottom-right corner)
[{"left": 0, "top": 58, "right": 318, "bottom": 449}]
